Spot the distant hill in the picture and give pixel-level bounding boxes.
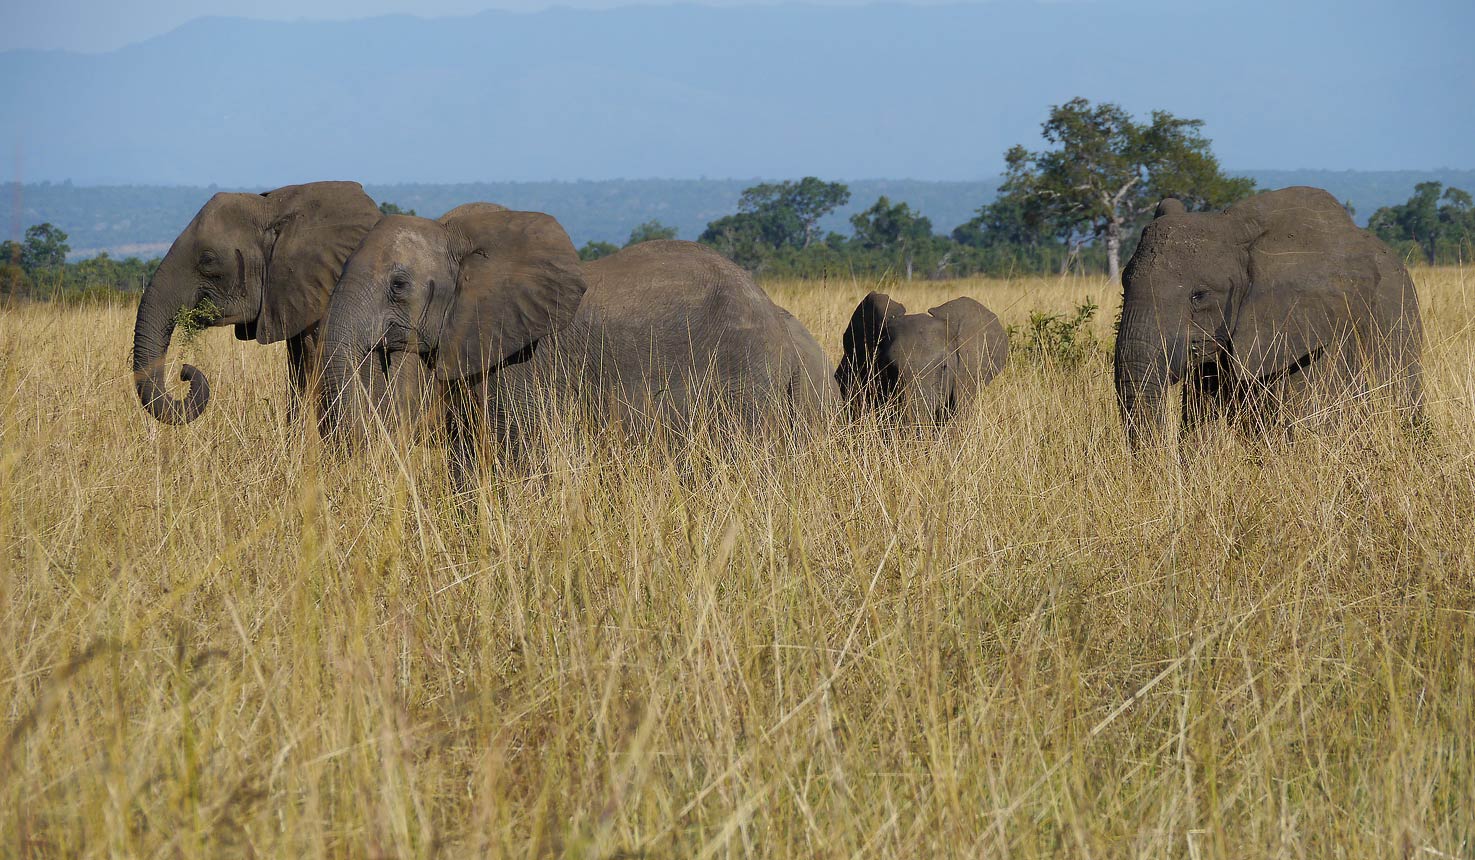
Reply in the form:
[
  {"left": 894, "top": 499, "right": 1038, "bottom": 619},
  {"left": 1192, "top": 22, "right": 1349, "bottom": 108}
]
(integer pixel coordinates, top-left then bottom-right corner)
[
  {"left": 9, "top": 171, "right": 1474, "bottom": 260},
  {"left": 0, "top": 2, "right": 1470, "bottom": 188}
]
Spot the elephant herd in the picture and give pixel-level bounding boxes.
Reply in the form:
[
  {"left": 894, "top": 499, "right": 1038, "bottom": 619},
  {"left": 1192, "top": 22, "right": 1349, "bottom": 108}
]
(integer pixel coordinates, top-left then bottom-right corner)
[{"left": 132, "top": 182, "right": 1426, "bottom": 487}]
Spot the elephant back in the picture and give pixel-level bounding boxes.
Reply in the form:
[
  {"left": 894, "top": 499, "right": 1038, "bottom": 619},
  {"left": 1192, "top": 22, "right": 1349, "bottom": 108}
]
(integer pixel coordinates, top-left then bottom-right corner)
[{"left": 569, "top": 240, "right": 814, "bottom": 432}]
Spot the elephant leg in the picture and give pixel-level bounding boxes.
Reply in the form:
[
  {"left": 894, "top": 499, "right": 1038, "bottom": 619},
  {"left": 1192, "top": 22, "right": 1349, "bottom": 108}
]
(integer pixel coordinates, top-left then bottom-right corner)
[
  {"left": 1180, "top": 357, "right": 1240, "bottom": 455},
  {"left": 446, "top": 379, "right": 506, "bottom": 495},
  {"left": 286, "top": 330, "right": 315, "bottom": 426},
  {"left": 446, "top": 399, "right": 480, "bottom": 497},
  {"left": 1180, "top": 360, "right": 1215, "bottom": 439}
]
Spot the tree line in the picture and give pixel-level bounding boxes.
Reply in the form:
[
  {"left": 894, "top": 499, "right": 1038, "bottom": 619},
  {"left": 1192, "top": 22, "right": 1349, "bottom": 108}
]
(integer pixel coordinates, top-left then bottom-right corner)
[
  {"left": 1, "top": 224, "right": 159, "bottom": 302},
  {"left": 671, "top": 99, "right": 1470, "bottom": 279},
  {"left": 1367, "top": 182, "right": 1475, "bottom": 266},
  {"left": 5, "top": 98, "right": 1472, "bottom": 303},
  {"left": 587, "top": 98, "right": 1258, "bottom": 280}
]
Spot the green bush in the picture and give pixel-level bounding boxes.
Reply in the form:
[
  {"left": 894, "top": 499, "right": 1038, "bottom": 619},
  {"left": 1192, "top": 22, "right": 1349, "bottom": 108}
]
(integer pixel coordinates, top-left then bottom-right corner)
[{"left": 1009, "top": 299, "right": 1102, "bottom": 369}]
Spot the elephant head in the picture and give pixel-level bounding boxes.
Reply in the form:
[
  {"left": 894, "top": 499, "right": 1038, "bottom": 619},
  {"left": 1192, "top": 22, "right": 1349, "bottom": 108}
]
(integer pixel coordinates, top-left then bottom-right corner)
[
  {"left": 131, "top": 181, "right": 380, "bottom": 423},
  {"left": 836, "top": 291, "right": 1008, "bottom": 425},
  {"left": 318, "top": 205, "right": 586, "bottom": 439},
  {"left": 1115, "top": 185, "right": 1423, "bottom": 447}
]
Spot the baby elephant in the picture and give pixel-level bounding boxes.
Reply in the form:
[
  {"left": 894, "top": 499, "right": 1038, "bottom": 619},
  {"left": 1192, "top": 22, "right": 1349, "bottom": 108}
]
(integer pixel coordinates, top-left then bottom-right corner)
[{"left": 835, "top": 291, "right": 1008, "bottom": 425}]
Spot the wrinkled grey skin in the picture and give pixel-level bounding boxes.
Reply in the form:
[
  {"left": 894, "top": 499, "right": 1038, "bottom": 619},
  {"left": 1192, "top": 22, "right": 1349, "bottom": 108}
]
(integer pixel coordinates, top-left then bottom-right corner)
[
  {"left": 1115, "top": 186, "right": 1424, "bottom": 448},
  {"left": 130, "top": 181, "right": 430, "bottom": 428},
  {"left": 319, "top": 208, "right": 835, "bottom": 488},
  {"left": 560, "top": 240, "right": 837, "bottom": 434},
  {"left": 835, "top": 291, "right": 1008, "bottom": 425}
]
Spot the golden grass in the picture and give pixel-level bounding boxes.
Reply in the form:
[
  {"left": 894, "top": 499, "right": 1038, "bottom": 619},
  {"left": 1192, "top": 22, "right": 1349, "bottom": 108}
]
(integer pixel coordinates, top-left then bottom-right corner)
[{"left": 2, "top": 268, "right": 1474, "bottom": 858}]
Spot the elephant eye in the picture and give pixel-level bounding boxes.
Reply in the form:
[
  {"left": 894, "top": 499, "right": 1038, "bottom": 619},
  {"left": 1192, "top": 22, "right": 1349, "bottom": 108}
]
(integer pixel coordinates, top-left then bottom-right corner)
[
  {"left": 197, "top": 250, "right": 223, "bottom": 278},
  {"left": 389, "top": 274, "right": 412, "bottom": 297},
  {"left": 1190, "top": 289, "right": 1208, "bottom": 306}
]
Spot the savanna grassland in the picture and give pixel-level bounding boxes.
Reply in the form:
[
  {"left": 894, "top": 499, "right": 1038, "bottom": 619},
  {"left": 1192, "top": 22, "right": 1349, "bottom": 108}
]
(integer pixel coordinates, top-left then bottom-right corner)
[{"left": 2, "top": 268, "right": 1474, "bottom": 858}]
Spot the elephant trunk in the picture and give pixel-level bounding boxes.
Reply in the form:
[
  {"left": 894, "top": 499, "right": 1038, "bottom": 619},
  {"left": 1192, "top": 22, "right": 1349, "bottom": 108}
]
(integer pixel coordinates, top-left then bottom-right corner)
[
  {"left": 132, "top": 267, "right": 210, "bottom": 424},
  {"left": 319, "top": 296, "right": 382, "bottom": 442},
  {"left": 1114, "top": 313, "right": 1171, "bottom": 449}
]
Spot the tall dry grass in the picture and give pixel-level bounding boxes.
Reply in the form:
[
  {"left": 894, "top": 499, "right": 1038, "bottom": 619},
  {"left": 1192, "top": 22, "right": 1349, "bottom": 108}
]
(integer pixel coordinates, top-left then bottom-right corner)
[{"left": 2, "top": 268, "right": 1473, "bottom": 858}]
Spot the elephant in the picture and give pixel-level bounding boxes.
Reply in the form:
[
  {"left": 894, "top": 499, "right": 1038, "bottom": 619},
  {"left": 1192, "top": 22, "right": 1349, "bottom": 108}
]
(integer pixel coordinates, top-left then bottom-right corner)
[
  {"left": 317, "top": 206, "right": 836, "bottom": 486},
  {"left": 1115, "top": 186, "right": 1424, "bottom": 449},
  {"left": 130, "top": 181, "right": 431, "bottom": 428},
  {"left": 834, "top": 291, "right": 1009, "bottom": 425}
]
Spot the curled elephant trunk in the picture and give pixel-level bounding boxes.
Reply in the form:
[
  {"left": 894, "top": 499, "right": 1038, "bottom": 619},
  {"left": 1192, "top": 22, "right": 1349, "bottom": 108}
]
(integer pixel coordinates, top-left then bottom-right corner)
[
  {"left": 132, "top": 272, "right": 211, "bottom": 424},
  {"left": 1114, "top": 329, "right": 1170, "bottom": 450}
]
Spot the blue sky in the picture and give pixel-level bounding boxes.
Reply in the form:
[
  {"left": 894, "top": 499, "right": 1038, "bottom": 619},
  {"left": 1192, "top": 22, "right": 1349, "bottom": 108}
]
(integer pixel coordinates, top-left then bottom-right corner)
[
  {"left": 2, "top": 0, "right": 1470, "bottom": 183},
  {"left": 9, "top": 0, "right": 968, "bottom": 52}
]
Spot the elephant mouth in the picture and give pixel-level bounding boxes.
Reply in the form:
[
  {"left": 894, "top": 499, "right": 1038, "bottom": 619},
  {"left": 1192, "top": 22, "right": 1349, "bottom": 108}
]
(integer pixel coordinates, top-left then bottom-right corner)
[
  {"left": 233, "top": 319, "right": 259, "bottom": 341},
  {"left": 1177, "top": 336, "right": 1222, "bottom": 383},
  {"left": 373, "top": 343, "right": 392, "bottom": 380}
]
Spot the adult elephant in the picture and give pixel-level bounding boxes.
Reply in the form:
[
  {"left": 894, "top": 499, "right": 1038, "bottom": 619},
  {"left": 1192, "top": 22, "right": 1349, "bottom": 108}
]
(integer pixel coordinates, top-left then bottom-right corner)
[
  {"left": 318, "top": 207, "right": 836, "bottom": 485},
  {"left": 130, "top": 181, "right": 429, "bottom": 427},
  {"left": 835, "top": 291, "right": 1008, "bottom": 425},
  {"left": 1115, "top": 186, "right": 1424, "bottom": 448}
]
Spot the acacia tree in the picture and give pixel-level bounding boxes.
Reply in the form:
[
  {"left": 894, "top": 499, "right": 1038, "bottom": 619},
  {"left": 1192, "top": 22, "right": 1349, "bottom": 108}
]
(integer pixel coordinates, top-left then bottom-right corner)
[{"left": 1000, "top": 98, "right": 1253, "bottom": 280}]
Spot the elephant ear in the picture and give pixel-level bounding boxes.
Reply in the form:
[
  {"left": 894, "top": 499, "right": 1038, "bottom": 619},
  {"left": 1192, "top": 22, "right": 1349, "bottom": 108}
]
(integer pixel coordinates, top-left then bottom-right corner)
[
  {"left": 928, "top": 297, "right": 1008, "bottom": 393},
  {"left": 257, "top": 182, "right": 381, "bottom": 344},
  {"left": 1226, "top": 187, "right": 1371, "bottom": 382},
  {"left": 837, "top": 291, "right": 906, "bottom": 394},
  {"left": 435, "top": 208, "right": 586, "bottom": 382}
]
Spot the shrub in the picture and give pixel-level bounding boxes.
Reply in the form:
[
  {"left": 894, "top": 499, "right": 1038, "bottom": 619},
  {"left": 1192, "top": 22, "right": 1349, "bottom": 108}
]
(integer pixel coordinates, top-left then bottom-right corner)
[{"left": 1009, "top": 299, "right": 1102, "bottom": 369}]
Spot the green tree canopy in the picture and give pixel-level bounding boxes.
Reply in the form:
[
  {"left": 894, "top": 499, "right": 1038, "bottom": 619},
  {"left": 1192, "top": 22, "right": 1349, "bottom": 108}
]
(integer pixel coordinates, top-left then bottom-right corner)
[
  {"left": 377, "top": 201, "right": 416, "bottom": 217},
  {"left": 0, "top": 261, "right": 31, "bottom": 299},
  {"left": 998, "top": 98, "right": 1253, "bottom": 280},
  {"left": 951, "top": 192, "right": 1049, "bottom": 250},
  {"left": 21, "top": 223, "right": 71, "bottom": 273},
  {"left": 735, "top": 177, "right": 851, "bottom": 249},
  {"left": 577, "top": 240, "right": 620, "bottom": 262},
  {"left": 698, "top": 214, "right": 772, "bottom": 270},
  {"left": 1369, "top": 182, "right": 1475, "bottom": 265},
  {"left": 625, "top": 220, "right": 678, "bottom": 246},
  {"left": 849, "top": 196, "right": 939, "bottom": 280},
  {"left": 850, "top": 196, "right": 933, "bottom": 251},
  {"left": 699, "top": 177, "right": 851, "bottom": 270}
]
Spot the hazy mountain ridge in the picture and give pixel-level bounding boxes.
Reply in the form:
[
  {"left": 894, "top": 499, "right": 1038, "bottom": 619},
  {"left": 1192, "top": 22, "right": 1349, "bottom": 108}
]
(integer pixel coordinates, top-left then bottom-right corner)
[
  {"left": 1, "top": 2, "right": 1469, "bottom": 188},
  {"left": 13, "top": 171, "right": 1474, "bottom": 260}
]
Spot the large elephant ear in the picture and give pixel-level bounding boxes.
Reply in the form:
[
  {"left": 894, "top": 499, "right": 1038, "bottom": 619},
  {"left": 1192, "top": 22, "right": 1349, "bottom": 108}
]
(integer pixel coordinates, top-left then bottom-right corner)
[
  {"left": 928, "top": 297, "right": 1009, "bottom": 389},
  {"left": 838, "top": 291, "right": 905, "bottom": 380},
  {"left": 257, "top": 181, "right": 381, "bottom": 344},
  {"left": 435, "top": 208, "right": 586, "bottom": 382},
  {"left": 1226, "top": 187, "right": 1371, "bottom": 382}
]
